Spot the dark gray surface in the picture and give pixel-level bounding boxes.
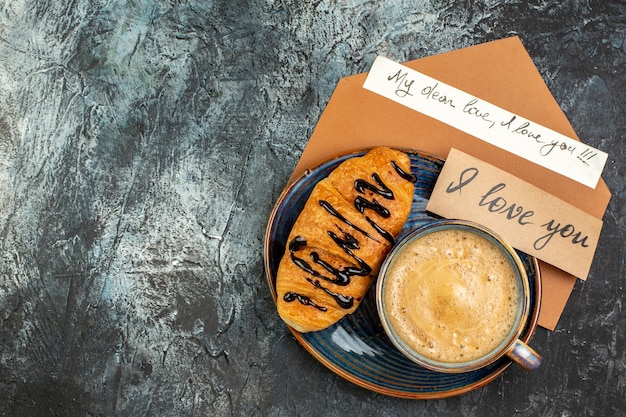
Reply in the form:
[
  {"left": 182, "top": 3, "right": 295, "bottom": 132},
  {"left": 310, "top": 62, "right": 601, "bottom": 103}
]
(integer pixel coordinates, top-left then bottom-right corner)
[{"left": 0, "top": 1, "right": 624, "bottom": 416}]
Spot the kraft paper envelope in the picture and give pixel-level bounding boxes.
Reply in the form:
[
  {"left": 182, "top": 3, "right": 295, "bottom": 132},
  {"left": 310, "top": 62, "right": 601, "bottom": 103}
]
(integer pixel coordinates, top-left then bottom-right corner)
[{"left": 289, "top": 36, "right": 611, "bottom": 330}]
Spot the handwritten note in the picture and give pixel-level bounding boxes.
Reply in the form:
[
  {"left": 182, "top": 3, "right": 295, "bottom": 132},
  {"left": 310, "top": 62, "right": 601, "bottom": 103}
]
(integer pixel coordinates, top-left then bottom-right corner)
[
  {"left": 426, "top": 149, "right": 603, "bottom": 279},
  {"left": 363, "top": 56, "right": 608, "bottom": 189}
]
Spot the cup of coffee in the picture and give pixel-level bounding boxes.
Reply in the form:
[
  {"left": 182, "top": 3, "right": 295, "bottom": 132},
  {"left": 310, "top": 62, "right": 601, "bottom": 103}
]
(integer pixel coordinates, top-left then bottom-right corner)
[{"left": 376, "top": 219, "right": 541, "bottom": 373}]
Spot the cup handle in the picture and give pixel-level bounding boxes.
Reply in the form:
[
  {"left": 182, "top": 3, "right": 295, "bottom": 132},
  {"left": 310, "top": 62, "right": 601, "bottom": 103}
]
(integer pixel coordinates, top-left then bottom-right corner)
[{"left": 506, "top": 339, "right": 542, "bottom": 372}]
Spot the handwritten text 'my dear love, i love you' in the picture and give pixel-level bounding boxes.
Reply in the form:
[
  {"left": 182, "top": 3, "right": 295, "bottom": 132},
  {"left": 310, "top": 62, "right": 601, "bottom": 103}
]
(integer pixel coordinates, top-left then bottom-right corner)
[
  {"left": 389, "top": 69, "right": 599, "bottom": 163},
  {"left": 361, "top": 56, "right": 608, "bottom": 188}
]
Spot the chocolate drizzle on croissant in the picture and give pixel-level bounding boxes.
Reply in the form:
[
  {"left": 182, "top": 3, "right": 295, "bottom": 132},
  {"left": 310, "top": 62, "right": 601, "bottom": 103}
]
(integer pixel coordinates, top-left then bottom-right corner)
[
  {"left": 305, "top": 278, "right": 355, "bottom": 309},
  {"left": 283, "top": 292, "right": 327, "bottom": 311},
  {"left": 276, "top": 148, "right": 415, "bottom": 333},
  {"left": 392, "top": 159, "right": 417, "bottom": 182},
  {"left": 288, "top": 235, "right": 371, "bottom": 286},
  {"left": 319, "top": 200, "right": 378, "bottom": 241},
  {"left": 354, "top": 173, "right": 394, "bottom": 199}
]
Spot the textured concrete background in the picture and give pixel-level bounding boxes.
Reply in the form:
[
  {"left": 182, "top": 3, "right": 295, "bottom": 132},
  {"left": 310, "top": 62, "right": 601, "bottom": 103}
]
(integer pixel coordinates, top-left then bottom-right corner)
[{"left": 0, "top": 1, "right": 624, "bottom": 416}]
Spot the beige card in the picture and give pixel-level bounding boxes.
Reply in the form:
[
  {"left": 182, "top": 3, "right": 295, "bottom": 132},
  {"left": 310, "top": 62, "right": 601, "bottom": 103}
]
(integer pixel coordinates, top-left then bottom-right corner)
[{"left": 427, "top": 149, "right": 603, "bottom": 279}]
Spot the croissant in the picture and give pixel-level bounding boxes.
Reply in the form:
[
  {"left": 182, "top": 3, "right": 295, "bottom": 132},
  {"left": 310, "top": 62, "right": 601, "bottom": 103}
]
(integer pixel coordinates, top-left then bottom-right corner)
[{"left": 276, "top": 147, "right": 415, "bottom": 332}]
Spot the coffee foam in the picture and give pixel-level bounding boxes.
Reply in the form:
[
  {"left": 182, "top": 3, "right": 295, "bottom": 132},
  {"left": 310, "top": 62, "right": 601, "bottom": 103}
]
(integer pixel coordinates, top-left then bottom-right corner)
[{"left": 383, "top": 228, "right": 520, "bottom": 363}]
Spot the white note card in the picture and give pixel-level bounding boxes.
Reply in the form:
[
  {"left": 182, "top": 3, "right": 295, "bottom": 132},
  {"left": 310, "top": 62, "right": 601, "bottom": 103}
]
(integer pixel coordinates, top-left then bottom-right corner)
[{"left": 363, "top": 56, "right": 608, "bottom": 189}]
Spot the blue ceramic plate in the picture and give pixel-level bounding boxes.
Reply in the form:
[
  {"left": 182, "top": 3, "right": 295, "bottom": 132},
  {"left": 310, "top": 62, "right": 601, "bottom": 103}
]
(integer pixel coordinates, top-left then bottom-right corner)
[{"left": 264, "top": 149, "right": 541, "bottom": 399}]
